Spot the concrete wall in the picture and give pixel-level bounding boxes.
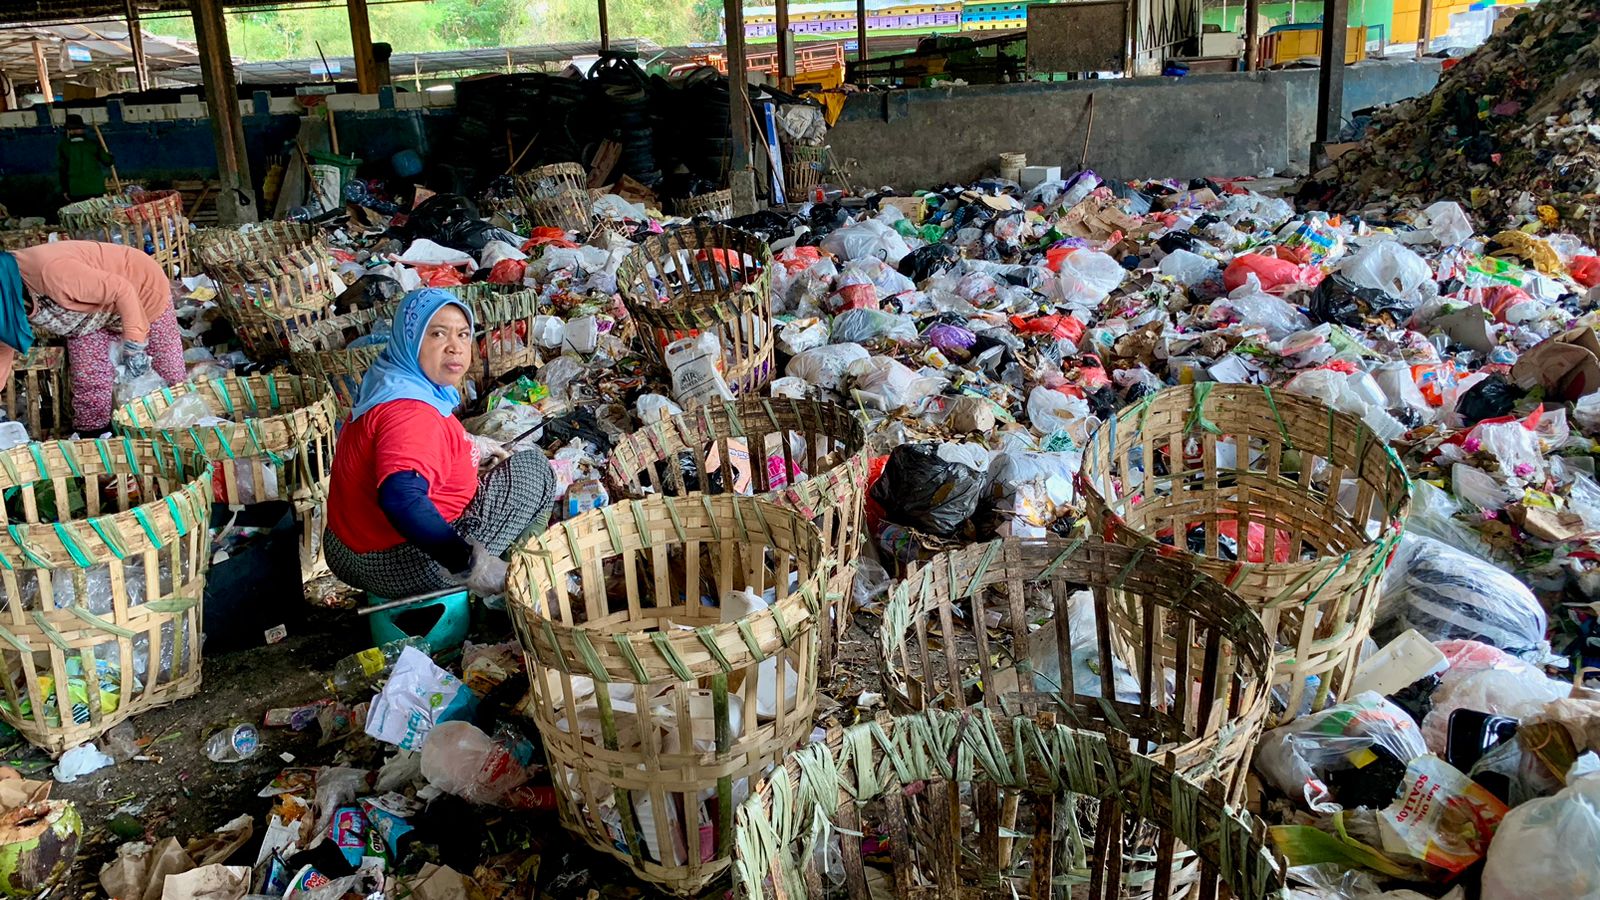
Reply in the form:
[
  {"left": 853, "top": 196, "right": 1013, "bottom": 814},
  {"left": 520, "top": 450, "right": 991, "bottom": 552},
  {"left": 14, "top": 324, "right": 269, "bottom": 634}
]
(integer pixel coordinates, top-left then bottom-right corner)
[{"left": 826, "top": 58, "right": 1443, "bottom": 188}]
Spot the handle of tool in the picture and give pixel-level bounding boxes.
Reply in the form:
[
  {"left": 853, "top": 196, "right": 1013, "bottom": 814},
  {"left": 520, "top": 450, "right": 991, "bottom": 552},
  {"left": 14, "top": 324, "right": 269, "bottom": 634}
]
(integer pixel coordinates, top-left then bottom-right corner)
[{"left": 91, "top": 122, "right": 122, "bottom": 194}]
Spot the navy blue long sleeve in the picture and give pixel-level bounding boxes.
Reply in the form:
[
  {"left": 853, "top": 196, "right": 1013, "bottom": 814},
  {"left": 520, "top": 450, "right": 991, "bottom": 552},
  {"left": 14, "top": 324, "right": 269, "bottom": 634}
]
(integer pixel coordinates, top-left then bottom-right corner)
[{"left": 377, "top": 470, "right": 473, "bottom": 574}]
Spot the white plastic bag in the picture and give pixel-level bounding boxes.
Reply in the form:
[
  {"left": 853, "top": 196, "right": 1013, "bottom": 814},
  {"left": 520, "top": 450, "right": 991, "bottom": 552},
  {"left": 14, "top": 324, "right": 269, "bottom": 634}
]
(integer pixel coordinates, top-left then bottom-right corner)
[
  {"left": 1212, "top": 275, "right": 1313, "bottom": 340},
  {"left": 665, "top": 333, "right": 734, "bottom": 409},
  {"left": 777, "top": 319, "right": 830, "bottom": 355},
  {"left": 1376, "top": 533, "right": 1548, "bottom": 656},
  {"left": 847, "top": 356, "right": 939, "bottom": 411},
  {"left": 365, "top": 647, "right": 476, "bottom": 751},
  {"left": 786, "top": 343, "right": 869, "bottom": 391},
  {"left": 820, "top": 219, "right": 911, "bottom": 265},
  {"left": 1157, "top": 248, "right": 1219, "bottom": 286},
  {"left": 1481, "top": 773, "right": 1600, "bottom": 899},
  {"left": 1057, "top": 250, "right": 1126, "bottom": 306},
  {"left": 1418, "top": 640, "right": 1572, "bottom": 755},
  {"left": 1284, "top": 369, "right": 1407, "bottom": 442},
  {"left": 1421, "top": 201, "right": 1474, "bottom": 247},
  {"left": 1340, "top": 241, "right": 1433, "bottom": 301}
]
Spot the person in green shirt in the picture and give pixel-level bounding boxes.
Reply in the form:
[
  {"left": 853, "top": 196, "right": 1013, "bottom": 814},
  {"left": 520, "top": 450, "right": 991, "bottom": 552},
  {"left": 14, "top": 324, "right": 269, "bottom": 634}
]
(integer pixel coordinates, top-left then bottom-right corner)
[{"left": 57, "top": 114, "right": 112, "bottom": 203}]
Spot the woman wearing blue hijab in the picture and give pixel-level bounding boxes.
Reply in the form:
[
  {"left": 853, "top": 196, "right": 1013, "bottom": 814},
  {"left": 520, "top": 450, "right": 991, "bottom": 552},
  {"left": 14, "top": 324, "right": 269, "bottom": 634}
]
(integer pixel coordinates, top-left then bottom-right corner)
[{"left": 323, "top": 288, "right": 557, "bottom": 600}]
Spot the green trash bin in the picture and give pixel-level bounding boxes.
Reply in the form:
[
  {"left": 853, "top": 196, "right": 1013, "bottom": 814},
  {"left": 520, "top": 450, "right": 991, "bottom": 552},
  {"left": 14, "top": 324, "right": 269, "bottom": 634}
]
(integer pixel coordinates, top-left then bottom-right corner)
[{"left": 305, "top": 150, "right": 362, "bottom": 209}]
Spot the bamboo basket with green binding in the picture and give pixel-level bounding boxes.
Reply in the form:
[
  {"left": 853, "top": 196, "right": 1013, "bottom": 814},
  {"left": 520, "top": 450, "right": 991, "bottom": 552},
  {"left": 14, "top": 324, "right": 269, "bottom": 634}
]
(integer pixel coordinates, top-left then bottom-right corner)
[
  {"left": 110, "top": 374, "right": 338, "bottom": 584},
  {"left": 782, "top": 144, "right": 828, "bottom": 201},
  {"left": 3, "top": 345, "right": 70, "bottom": 440},
  {"left": 288, "top": 285, "right": 543, "bottom": 415},
  {"left": 673, "top": 189, "right": 734, "bottom": 222},
  {"left": 0, "top": 438, "right": 213, "bottom": 755},
  {"left": 605, "top": 398, "right": 871, "bottom": 674},
  {"left": 1079, "top": 384, "right": 1411, "bottom": 725},
  {"left": 191, "top": 221, "right": 339, "bottom": 361},
  {"left": 513, "top": 163, "right": 595, "bottom": 233},
  {"left": 879, "top": 537, "right": 1273, "bottom": 806},
  {"left": 505, "top": 494, "right": 830, "bottom": 895},
  {"left": 733, "top": 706, "right": 1289, "bottom": 900},
  {"left": 617, "top": 224, "right": 776, "bottom": 396},
  {"left": 59, "top": 190, "right": 191, "bottom": 277}
]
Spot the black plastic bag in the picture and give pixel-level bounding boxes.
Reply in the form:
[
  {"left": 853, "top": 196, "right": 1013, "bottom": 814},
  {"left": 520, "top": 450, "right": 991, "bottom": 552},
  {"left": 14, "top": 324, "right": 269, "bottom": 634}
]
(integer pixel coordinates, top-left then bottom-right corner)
[
  {"left": 1308, "top": 273, "right": 1405, "bottom": 326},
  {"left": 1157, "top": 231, "right": 1199, "bottom": 255},
  {"left": 334, "top": 273, "right": 404, "bottom": 313},
  {"left": 870, "top": 443, "right": 985, "bottom": 536},
  {"left": 1455, "top": 375, "right": 1525, "bottom": 426},
  {"left": 724, "top": 210, "right": 801, "bottom": 244},
  {"left": 898, "top": 242, "right": 960, "bottom": 283}
]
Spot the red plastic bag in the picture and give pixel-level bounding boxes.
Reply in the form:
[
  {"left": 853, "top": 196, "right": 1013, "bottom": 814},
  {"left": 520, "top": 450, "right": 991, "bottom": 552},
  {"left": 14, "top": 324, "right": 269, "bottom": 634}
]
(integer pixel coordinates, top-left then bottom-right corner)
[
  {"left": 1469, "top": 285, "right": 1533, "bottom": 323},
  {"left": 777, "top": 246, "right": 824, "bottom": 274},
  {"left": 488, "top": 258, "right": 526, "bottom": 285},
  {"left": 1223, "top": 252, "right": 1322, "bottom": 294},
  {"left": 1572, "top": 255, "right": 1600, "bottom": 288},
  {"left": 1009, "top": 313, "right": 1085, "bottom": 343},
  {"left": 832, "top": 282, "right": 878, "bottom": 311},
  {"left": 521, "top": 228, "right": 576, "bottom": 252},
  {"left": 412, "top": 264, "right": 468, "bottom": 287}
]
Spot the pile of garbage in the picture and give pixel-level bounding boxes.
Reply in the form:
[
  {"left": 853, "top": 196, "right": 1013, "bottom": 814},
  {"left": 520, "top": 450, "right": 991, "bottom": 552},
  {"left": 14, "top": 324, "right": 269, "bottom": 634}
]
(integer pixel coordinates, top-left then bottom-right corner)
[{"left": 1319, "top": 0, "right": 1600, "bottom": 238}]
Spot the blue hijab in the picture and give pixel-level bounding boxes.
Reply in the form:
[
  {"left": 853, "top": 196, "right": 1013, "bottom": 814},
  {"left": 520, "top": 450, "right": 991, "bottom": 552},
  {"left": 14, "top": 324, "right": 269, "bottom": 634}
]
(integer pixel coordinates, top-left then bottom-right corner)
[
  {"left": 0, "top": 253, "right": 35, "bottom": 356},
  {"left": 351, "top": 288, "right": 474, "bottom": 422}
]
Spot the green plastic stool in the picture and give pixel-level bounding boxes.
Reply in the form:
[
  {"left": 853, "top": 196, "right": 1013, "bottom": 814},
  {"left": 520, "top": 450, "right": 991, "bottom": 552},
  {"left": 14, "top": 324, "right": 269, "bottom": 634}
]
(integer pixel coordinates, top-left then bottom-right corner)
[{"left": 367, "top": 589, "right": 471, "bottom": 656}]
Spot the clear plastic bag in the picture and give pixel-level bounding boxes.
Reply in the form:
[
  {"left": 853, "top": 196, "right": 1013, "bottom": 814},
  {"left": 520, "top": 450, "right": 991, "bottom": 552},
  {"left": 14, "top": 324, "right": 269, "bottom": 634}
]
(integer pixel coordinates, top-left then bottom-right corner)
[
  {"left": 1481, "top": 773, "right": 1600, "bottom": 899},
  {"left": 1254, "top": 692, "right": 1428, "bottom": 810},
  {"left": 1419, "top": 640, "right": 1573, "bottom": 755},
  {"left": 819, "top": 219, "right": 912, "bottom": 265},
  {"left": 846, "top": 356, "right": 940, "bottom": 411},
  {"left": 1211, "top": 274, "right": 1313, "bottom": 340},
  {"left": 830, "top": 308, "right": 919, "bottom": 344},
  {"left": 1057, "top": 250, "right": 1126, "bottom": 306},
  {"left": 1157, "top": 248, "right": 1219, "bottom": 286},
  {"left": 1339, "top": 241, "right": 1433, "bottom": 302},
  {"left": 1376, "top": 533, "right": 1548, "bottom": 657},
  {"left": 786, "top": 343, "right": 869, "bottom": 391}
]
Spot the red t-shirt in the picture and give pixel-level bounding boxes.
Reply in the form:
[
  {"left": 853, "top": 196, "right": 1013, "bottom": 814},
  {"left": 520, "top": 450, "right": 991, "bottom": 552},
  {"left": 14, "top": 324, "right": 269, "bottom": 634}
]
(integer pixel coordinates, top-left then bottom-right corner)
[{"left": 327, "top": 400, "right": 479, "bottom": 554}]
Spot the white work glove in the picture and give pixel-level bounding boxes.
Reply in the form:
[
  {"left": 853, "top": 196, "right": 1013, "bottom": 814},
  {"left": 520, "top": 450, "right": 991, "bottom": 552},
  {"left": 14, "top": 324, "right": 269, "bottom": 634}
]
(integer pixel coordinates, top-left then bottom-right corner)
[
  {"left": 454, "top": 540, "right": 508, "bottom": 597},
  {"left": 122, "top": 340, "right": 152, "bottom": 378},
  {"left": 468, "top": 432, "right": 511, "bottom": 468}
]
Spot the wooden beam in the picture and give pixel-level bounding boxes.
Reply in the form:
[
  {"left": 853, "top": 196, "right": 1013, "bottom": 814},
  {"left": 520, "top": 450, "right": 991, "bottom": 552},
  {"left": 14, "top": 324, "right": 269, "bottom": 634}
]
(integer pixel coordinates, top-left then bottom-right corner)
[
  {"left": 1416, "top": 0, "right": 1434, "bottom": 58},
  {"left": 347, "top": 0, "right": 378, "bottom": 93},
  {"left": 31, "top": 38, "right": 51, "bottom": 101},
  {"left": 190, "top": 0, "right": 257, "bottom": 223},
  {"left": 598, "top": 0, "right": 610, "bottom": 51},
  {"left": 724, "top": 0, "right": 757, "bottom": 213},
  {"left": 125, "top": 0, "right": 149, "bottom": 91},
  {"left": 1315, "top": 0, "right": 1349, "bottom": 143},
  {"left": 855, "top": 0, "right": 869, "bottom": 63},
  {"left": 1244, "top": 0, "right": 1260, "bottom": 70},
  {"left": 775, "top": 0, "right": 794, "bottom": 90}
]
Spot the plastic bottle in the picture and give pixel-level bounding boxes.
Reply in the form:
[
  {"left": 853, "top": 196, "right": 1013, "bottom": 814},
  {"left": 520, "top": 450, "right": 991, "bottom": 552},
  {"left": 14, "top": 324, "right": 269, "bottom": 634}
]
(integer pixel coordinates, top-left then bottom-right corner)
[
  {"left": 204, "top": 723, "right": 260, "bottom": 763},
  {"left": 326, "top": 637, "right": 429, "bottom": 697}
]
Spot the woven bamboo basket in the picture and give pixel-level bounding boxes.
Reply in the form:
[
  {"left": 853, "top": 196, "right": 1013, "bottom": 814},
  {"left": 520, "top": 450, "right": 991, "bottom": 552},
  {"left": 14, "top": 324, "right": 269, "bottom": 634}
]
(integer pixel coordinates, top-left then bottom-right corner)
[
  {"left": 606, "top": 398, "right": 869, "bottom": 675},
  {"left": 879, "top": 537, "right": 1273, "bottom": 804},
  {"left": 192, "top": 222, "right": 339, "bottom": 360},
  {"left": 59, "top": 191, "right": 190, "bottom": 277},
  {"left": 734, "top": 707, "right": 1288, "bottom": 900},
  {"left": 782, "top": 144, "right": 828, "bottom": 201},
  {"left": 0, "top": 228, "right": 51, "bottom": 251},
  {"left": 505, "top": 494, "right": 829, "bottom": 895},
  {"left": 110, "top": 374, "right": 338, "bottom": 584},
  {"left": 617, "top": 224, "right": 775, "bottom": 396},
  {"left": 673, "top": 190, "right": 734, "bottom": 222},
  {"left": 2, "top": 345, "right": 70, "bottom": 440},
  {"left": 288, "top": 285, "right": 544, "bottom": 414},
  {"left": 0, "top": 439, "right": 213, "bottom": 754},
  {"left": 1080, "top": 384, "right": 1411, "bottom": 724},
  {"left": 514, "top": 163, "right": 595, "bottom": 233}
]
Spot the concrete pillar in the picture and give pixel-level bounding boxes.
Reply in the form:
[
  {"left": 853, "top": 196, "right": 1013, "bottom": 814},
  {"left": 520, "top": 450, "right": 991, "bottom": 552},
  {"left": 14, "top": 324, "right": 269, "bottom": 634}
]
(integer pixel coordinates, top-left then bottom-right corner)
[
  {"left": 776, "top": 0, "right": 794, "bottom": 90},
  {"left": 126, "top": 0, "right": 149, "bottom": 91},
  {"left": 1244, "top": 0, "right": 1261, "bottom": 70},
  {"left": 1316, "top": 0, "right": 1349, "bottom": 143},
  {"left": 191, "top": 0, "right": 258, "bottom": 223},
  {"left": 855, "top": 0, "right": 869, "bottom": 63},
  {"left": 598, "top": 0, "right": 611, "bottom": 51},
  {"left": 31, "top": 39, "right": 52, "bottom": 102},
  {"left": 348, "top": 0, "right": 379, "bottom": 93}
]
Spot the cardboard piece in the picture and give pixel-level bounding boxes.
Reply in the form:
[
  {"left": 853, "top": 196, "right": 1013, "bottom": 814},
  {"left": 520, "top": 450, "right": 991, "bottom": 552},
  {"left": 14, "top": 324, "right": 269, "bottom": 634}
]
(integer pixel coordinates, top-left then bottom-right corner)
[
  {"left": 945, "top": 396, "right": 997, "bottom": 434},
  {"left": 1512, "top": 326, "right": 1600, "bottom": 400},
  {"left": 403, "top": 863, "right": 484, "bottom": 900},
  {"left": 98, "top": 837, "right": 196, "bottom": 900},
  {"left": 159, "top": 865, "right": 250, "bottom": 900},
  {"left": 1436, "top": 306, "right": 1497, "bottom": 355}
]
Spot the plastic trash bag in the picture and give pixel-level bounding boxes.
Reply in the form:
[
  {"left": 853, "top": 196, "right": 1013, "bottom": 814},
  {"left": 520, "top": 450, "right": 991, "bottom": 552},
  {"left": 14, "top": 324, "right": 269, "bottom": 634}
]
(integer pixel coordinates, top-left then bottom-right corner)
[
  {"left": 1026, "top": 386, "right": 1092, "bottom": 437},
  {"left": 1340, "top": 241, "right": 1433, "bottom": 302},
  {"left": 820, "top": 219, "right": 912, "bottom": 265},
  {"left": 869, "top": 442, "right": 987, "bottom": 536},
  {"left": 777, "top": 318, "right": 830, "bottom": 356},
  {"left": 1223, "top": 252, "right": 1321, "bottom": 295},
  {"left": 1419, "top": 640, "right": 1572, "bottom": 756},
  {"left": 1157, "top": 248, "right": 1219, "bottom": 286},
  {"left": 847, "top": 356, "right": 940, "bottom": 411},
  {"left": 898, "top": 242, "right": 960, "bottom": 283},
  {"left": 1057, "top": 250, "right": 1126, "bottom": 306},
  {"left": 830, "top": 308, "right": 918, "bottom": 344},
  {"left": 1421, "top": 201, "right": 1475, "bottom": 247},
  {"left": 786, "top": 343, "right": 869, "bottom": 391},
  {"left": 1480, "top": 773, "right": 1600, "bottom": 899},
  {"left": 1255, "top": 692, "right": 1428, "bottom": 811},
  {"left": 1376, "top": 534, "right": 1548, "bottom": 658},
  {"left": 1210, "top": 275, "right": 1313, "bottom": 340},
  {"left": 1284, "top": 368, "right": 1407, "bottom": 442}
]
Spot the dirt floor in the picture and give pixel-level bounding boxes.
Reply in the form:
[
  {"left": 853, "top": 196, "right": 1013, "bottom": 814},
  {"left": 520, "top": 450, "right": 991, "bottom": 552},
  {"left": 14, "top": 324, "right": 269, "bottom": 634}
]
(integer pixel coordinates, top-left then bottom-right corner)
[{"left": 10, "top": 587, "right": 889, "bottom": 898}]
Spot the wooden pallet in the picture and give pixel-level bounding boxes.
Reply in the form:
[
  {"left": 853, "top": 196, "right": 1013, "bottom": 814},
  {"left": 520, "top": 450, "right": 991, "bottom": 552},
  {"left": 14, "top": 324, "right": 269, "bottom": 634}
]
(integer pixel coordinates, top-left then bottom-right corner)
[{"left": 171, "top": 179, "right": 221, "bottom": 227}]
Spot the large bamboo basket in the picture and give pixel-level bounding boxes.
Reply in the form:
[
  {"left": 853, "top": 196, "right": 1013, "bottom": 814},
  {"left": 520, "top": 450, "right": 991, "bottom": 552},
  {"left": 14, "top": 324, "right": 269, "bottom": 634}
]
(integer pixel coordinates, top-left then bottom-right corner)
[
  {"left": 192, "top": 222, "right": 339, "bottom": 360},
  {"left": 0, "top": 439, "right": 212, "bottom": 754},
  {"left": 616, "top": 224, "right": 775, "bottom": 396},
  {"left": 782, "top": 144, "right": 828, "bottom": 201},
  {"left": 1080, "top": 384, "right": 1411, "bottom": 724},
  {"left": 513, "top": 163, "right": 594, "bottom": 233},
  {"left": 288, "top": 285, "right": 544, "bottom": 414},
  {"left": 110, "top": 374, "right": 338, "bottom": 584},
  {"left": 879, "top": 537, "right": 1273, "bottom": 804},
  {"left": 606, "top": 398, "right": 869, "bottom": 675},
  {"left": 3, "top": 345, "right": 70, "bottom": 440},
  {"left": 505, "top": 495, "right": 829, "bottom": 895},
  {"left": 734, "top": 707, "right": 1288, "bottom": 900},
  {"left": 673, "top": 189, "right": 734, "bottom": 222},
  {"left": 59, "top": 191, "right": 190, "bottom": 277}
]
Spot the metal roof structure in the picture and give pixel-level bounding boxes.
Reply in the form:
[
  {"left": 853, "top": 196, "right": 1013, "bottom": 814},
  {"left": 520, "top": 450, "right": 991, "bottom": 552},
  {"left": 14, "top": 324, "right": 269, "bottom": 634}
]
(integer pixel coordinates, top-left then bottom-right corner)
[
  {"left": 0, "top": 20, "right": 198, "bottom": 85},
  {"left": 159, "top": 38, "right": 708, "bottom": 85},
  {"left": 0, "top": 0, "right": 331, "bottom": 28}
]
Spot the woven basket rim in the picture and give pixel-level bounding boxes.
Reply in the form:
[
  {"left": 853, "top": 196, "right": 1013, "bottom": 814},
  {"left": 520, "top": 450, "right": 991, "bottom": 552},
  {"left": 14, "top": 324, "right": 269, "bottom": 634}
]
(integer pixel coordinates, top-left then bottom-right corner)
[
  {"left": 109, "top": 373, "right": 337, "bottom": 454},
  {"left": 616, "top": 223, "right": 774, "bottom": 316}
]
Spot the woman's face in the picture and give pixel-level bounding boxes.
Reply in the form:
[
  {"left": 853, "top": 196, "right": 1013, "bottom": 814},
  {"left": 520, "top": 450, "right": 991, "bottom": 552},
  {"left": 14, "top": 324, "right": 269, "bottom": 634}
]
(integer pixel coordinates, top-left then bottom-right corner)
[{"left": 418, "top": 304, "right": 471, "bottom": 386}]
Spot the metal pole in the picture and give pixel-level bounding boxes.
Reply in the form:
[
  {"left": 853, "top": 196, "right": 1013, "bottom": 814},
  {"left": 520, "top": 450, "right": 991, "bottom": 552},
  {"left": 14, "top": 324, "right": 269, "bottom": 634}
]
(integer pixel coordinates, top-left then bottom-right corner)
[
  {"left": 126, "top": 0, "right": 149, "bottom": 91},
  {"left": 598, "top": 0, "right": 611, "bottom": 51},
  {"left": 31, "top": 39, "right": 52, "bottom": 102},
  {"left": 1316, "top": 0, "right": 1349, "bottom": 143}
]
